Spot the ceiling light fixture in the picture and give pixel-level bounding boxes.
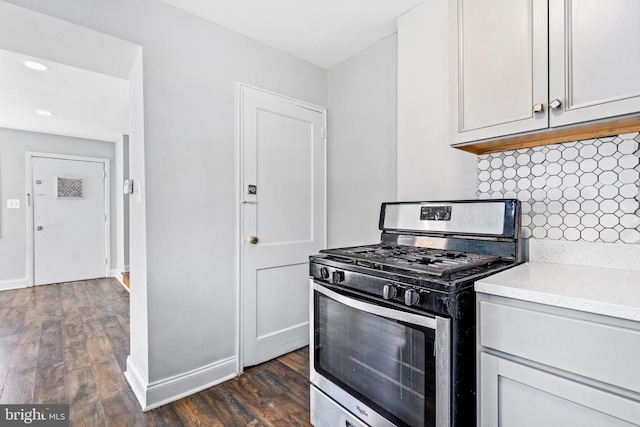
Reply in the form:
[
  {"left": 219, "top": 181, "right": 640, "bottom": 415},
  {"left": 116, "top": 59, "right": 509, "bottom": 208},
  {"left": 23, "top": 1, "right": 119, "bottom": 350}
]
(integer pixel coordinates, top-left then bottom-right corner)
[
  {"left": 23, "top": 60, "right": 49, "bottom": 71},
  {"left": 36, "top": 110, "right": 54, "bottom": 117}
]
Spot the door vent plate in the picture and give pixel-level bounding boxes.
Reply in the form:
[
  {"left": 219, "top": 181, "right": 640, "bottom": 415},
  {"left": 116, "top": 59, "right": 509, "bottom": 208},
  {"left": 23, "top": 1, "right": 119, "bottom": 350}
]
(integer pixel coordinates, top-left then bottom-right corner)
[{"left": 57, "top": 177, "right": 84, "bottom": 199}]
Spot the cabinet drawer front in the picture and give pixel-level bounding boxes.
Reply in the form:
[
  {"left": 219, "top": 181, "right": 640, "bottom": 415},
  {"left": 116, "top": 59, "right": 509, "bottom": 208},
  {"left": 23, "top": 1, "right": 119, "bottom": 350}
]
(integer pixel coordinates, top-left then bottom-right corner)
[
  {"left": 480, "top": 352, "right": 640, "bottom": 426},
  {"left": 480, "top": 301, "right": 640, "bottom": 393}
]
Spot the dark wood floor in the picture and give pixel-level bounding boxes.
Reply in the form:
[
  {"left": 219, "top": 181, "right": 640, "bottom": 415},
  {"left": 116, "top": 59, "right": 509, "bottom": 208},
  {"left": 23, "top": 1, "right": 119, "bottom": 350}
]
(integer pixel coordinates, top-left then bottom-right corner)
[{"left": 0, "top": 278, "right": 311, "bottom": 426}]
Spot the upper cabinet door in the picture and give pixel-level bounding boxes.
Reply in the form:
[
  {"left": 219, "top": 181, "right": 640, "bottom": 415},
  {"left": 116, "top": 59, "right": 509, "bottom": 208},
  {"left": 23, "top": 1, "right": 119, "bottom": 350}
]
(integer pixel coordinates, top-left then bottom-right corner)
[
  {"left": 549, "top": 0, "right": 640, "bottom": 127},
  {"left": 450, "top": 0, "right": 548, "bottom": 145}
]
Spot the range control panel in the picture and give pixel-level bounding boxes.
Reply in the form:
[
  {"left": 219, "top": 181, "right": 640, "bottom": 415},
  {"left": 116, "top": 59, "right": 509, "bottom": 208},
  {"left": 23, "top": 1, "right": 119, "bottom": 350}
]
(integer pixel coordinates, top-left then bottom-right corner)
[{"left": 420, "top": 205, "right": 451, "bottom": 221}]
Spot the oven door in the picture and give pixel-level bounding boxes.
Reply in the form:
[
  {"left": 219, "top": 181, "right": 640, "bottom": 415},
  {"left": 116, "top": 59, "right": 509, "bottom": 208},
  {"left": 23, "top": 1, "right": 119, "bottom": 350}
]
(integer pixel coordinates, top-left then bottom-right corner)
[{"left": 311, "top": 281, "right": 451, "bottom": 427}]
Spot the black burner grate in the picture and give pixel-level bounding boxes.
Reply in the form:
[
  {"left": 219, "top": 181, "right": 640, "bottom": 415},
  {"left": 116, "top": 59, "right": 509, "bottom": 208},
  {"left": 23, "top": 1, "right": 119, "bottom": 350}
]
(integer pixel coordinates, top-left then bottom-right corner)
[{"left": 321, "top": 243, "right": 501, "bottom": 277}]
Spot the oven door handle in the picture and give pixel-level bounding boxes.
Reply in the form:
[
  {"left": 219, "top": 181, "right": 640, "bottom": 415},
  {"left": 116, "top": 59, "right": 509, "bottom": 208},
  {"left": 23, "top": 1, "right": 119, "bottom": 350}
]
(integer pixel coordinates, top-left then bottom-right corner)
[{"left": 314, "top": 282, "right": 438, "bottom": 330}]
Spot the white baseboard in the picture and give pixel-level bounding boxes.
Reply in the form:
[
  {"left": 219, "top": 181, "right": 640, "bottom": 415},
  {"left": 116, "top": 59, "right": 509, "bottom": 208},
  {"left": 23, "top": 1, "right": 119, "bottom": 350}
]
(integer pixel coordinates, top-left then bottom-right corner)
[
  {"left": 124, "top": 357, "right": 148, "bottom": 409},
  {"left": 0, "top": 279, "right": 28, "bottom": 291},
  {"left": 125, "top": 355, "right": 238, "bottom": 411}
]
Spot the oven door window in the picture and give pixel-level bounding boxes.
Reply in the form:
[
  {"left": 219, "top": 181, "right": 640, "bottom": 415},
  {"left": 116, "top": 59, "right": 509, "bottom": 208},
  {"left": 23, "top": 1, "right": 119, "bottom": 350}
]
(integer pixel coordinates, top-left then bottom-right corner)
[{"left": 314, "top": 290, "right": 436, "bottom": 427}]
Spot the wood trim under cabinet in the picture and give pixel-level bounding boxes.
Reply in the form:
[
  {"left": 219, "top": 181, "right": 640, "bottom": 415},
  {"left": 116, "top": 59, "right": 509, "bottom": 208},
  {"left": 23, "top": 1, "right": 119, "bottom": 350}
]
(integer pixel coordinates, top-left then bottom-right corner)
[{"left": 453, "top": 115, "right": 640, "bottom": 155}]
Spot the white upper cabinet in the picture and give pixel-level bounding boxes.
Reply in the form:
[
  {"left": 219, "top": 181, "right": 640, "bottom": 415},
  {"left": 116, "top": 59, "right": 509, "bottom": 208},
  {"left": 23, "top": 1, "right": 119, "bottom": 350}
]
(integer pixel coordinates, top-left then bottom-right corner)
[
  {"left": 451, "top": 0, "right": 640, "bottom": 146},
  {"left": 549, "top": 0, "right": 640, "bottom": 127},
  {"left": 450, "top": 0, "right": 548, "bottom": 145}
]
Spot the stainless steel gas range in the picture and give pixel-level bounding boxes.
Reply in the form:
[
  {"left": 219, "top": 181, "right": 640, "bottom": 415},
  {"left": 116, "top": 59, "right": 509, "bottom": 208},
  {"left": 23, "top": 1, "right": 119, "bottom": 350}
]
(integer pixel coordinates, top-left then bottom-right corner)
[{"left": 309, "top": 199, "right": 522, "bottom": 427}]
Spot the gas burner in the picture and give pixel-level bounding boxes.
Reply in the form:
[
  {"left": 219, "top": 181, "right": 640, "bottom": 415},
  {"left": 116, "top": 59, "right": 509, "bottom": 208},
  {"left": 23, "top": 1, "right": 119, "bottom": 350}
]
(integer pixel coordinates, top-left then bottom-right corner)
[
  {"left": 437, "top": 252, "right": 466, "bottom": 259},
  {"left": 412, "top": 257, "right": 442, "bottom": 265}
]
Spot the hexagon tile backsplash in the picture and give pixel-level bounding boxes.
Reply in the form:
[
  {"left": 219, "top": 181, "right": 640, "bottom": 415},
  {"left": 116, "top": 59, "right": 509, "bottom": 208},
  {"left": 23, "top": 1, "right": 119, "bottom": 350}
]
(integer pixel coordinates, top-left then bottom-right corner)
[{"left": 477, "top": 132, "right": 640, "bottom": 244}]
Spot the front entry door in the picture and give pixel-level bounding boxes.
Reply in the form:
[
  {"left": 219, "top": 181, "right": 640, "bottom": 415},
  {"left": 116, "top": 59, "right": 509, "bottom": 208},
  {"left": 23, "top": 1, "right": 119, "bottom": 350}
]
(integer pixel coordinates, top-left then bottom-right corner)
[
  {"left": 240, "top": 85, "right": 326, "bottom": 367},
  {"left": 32, "top": 156, "right": 108, "bottom": 285}
]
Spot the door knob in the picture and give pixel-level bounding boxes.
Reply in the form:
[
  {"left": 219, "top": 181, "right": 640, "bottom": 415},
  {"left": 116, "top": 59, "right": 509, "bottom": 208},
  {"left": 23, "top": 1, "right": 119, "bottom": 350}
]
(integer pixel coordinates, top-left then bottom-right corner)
[
  {"left": 549, "top": 99, "right": 562, "bottom": 110},
  {"left": 36, "top": 226, "right": 43, "bottom": 231},
  {"left": 249, "top": 236, "right": 259, "bottom": 244}
]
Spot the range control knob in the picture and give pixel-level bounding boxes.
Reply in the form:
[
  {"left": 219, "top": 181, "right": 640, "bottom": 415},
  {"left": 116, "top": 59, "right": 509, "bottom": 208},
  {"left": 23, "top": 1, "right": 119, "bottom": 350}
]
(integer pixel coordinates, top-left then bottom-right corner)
[
  {"left": 319, "top": 267, "right": 330, "bottom": 279},
  {"left": 404, "top": 289, "right": 420, "bottom": 306},
  {"left": 330, "top": 271, "right": 345, "bottom": 284},
  {"left": 382, "top": 284, "right": 397, "bottom": 300}
]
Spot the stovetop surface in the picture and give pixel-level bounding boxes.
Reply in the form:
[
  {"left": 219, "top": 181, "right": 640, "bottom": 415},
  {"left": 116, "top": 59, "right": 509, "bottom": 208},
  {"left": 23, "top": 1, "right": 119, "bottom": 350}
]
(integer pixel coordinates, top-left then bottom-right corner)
[
  {"left": 311, "top": 241, "right": 520, "bottom": 316},
  {"left": 320, "top": 243, "right": 502, "bottom": 278}
]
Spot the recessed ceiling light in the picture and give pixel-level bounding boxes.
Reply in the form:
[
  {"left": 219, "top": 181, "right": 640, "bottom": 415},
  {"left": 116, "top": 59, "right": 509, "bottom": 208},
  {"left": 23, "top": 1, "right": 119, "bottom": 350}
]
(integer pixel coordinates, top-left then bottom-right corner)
[
  {"left": 23, "top": 60, "right": 49, "bottom": 71},
  {"left": 36, "top": 110, "right": 54, "bottom": 116}
]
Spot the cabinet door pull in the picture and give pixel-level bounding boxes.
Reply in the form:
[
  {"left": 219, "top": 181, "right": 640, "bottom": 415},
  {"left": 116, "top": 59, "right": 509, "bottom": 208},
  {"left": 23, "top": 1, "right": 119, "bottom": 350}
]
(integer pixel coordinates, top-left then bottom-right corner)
[
  {"left": 549, "top": 99, "right": 562, "bottom": 110},
  {"left": 533, "top": 103, "right": 544, "bottom": 114}
]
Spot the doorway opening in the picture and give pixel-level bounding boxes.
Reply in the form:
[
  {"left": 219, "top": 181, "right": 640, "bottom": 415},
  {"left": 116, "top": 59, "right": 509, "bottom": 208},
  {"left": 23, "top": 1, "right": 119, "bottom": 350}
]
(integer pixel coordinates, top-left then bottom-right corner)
[{"left": 0, "top": 3, "right": 142, "bottom": 292}]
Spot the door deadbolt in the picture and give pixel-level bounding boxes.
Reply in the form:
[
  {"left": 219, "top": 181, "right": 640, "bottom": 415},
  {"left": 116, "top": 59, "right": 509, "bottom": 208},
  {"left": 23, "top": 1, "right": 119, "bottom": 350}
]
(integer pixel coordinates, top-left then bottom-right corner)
[{"left": 249, "top": 236, "right": 259, "bottom": 244}]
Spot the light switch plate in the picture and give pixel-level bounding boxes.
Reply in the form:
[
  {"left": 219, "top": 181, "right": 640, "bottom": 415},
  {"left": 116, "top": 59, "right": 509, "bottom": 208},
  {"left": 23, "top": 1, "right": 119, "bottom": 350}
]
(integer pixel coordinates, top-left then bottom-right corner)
[{"left": 7, "top": 199, "right": 20, "bottom": 209}]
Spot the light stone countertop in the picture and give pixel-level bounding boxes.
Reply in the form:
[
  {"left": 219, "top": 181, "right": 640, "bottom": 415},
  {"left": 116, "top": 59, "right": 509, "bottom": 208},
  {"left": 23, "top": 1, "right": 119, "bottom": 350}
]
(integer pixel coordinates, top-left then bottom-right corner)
[{"left": 475, "top": 262, "right": 640, "bottom": 322}]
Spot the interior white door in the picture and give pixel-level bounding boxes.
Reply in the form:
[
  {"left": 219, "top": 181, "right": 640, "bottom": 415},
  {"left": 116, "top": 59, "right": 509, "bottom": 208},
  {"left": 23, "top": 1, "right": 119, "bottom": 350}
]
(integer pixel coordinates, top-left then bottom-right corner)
[
  {"left": 240, "top": 85, "right": 325, "bottom": 367},
  {"left": 32, "top": 156, "right": 107, "bottom": 285}
]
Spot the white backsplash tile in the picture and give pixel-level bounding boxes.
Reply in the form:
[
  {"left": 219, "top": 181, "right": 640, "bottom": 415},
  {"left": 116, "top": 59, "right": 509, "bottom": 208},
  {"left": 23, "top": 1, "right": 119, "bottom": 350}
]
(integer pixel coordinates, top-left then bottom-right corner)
[{"left": 477, "top": 133, "right": 640, "bottom": 244}]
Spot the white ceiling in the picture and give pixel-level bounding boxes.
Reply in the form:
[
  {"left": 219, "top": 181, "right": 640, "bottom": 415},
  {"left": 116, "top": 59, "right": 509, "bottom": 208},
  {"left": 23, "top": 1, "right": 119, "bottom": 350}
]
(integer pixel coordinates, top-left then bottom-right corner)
[
  {"left": 0, "top": 48, "right": 129, "bottom": 142},
  {"left": 0, "top": 0, "right": 424, "bottom": 143},
  {"left": 0, "top": 1, "right": 139, "bottom": 143},
  {"left": 158, "top": 0, "right": 427, "bottom": 68}
]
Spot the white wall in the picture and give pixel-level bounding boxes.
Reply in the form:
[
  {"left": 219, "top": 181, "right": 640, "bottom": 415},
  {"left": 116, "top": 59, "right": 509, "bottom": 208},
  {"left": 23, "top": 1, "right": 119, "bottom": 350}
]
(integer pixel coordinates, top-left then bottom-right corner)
[
  {"left": 127, "top": 50, "right": 150, "bottom": 390},
  {"left": 2, "top": 0, "right": 328, "bottom": 408},
  {"left": 327, "top": 34, "right": 398, "bottom": 247},
  {"left": 0, "top": 127, "right": 116, "bottom": 288},
  {"left": 397, "top": 0, "right": 477, "bottom": 201}
]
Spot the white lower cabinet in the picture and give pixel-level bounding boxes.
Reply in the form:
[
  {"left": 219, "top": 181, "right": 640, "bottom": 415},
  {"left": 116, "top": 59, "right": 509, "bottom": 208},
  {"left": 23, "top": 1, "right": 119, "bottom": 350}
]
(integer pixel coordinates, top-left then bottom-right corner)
[
  {"left": 477, "top": 294, "right": 640, "bottom": 426},
  {"left": 480, "top": 353, "right": 640, "bottom": 426}
]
